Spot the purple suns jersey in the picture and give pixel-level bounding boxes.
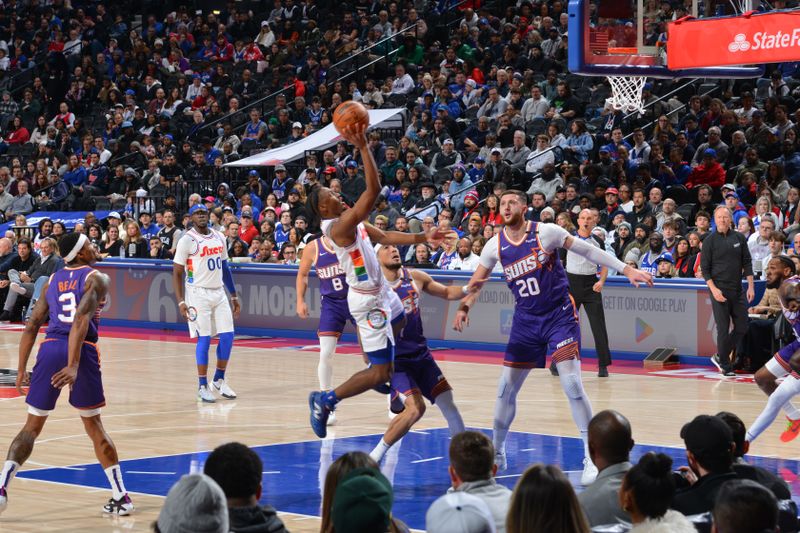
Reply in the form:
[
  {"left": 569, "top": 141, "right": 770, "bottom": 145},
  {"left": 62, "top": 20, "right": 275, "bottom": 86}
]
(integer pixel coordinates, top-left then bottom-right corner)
[
  {"left": 490, "top": 222, "right": 571, "bottom": 313},
  {"left": 315, "top": 237, "right": 348, "bottom": 299},
  {"left": 45, "top": 266, "right": 100, "bottom": 342},
  {"left": 391, "top": 268, "right": 427, "bottom": 359}
]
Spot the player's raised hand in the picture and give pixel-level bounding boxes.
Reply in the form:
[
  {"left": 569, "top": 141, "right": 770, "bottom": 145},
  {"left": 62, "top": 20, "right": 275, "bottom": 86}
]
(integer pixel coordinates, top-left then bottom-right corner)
[
  {"left": 339, "top": 122, "right": 368, "bottom": 150},
  {"left": 51, "top": 365, "right": 77, "bottom": 390},
  {"left": 15, "top": 370, "right": 29, "bottom": 396},
  {"left": 297, "top": 300, "right": 309, "bottom": 319},
  {"left": 453, "top": 309, "right": 470, "bottom": 332},
  {"left": 426, "top": 227, "right": 453, "bottom": 248},
  {"left": 622, "top": 266, "right": 654, "bottom": 288},
  {"left": 231, "top": 298, "right": 241, "bottom": 319}
]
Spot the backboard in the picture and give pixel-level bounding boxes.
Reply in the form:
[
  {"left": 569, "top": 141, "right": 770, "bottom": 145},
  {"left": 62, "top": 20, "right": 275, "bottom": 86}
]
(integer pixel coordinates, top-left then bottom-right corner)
[{"left": 567, "top": 0, "right": 765, "bottom": 78}]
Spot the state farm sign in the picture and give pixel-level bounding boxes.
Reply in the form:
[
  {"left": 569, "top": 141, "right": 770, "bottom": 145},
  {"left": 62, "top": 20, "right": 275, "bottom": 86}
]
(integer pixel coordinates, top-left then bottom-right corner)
[{"left": 668, "top": 12, "right": 800, "bottom": 69}]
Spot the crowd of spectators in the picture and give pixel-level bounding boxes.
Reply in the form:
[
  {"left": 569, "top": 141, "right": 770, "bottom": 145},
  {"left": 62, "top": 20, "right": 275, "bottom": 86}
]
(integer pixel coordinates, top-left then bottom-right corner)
[
  {"left": 1, "top": 0, "right": 800, "bottom": 282},
  {"left": 151, "top": 410, "right": 792, "bottom": 532}
]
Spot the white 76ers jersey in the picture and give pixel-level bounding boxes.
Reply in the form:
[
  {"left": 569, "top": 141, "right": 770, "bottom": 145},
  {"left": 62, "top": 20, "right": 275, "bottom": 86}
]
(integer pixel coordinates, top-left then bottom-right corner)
[
  {"left": 173, "top": 228, "right": 229, "bottom": 289},
  {"left": 320, "top": 219, "right": 382, "bottom": 292}
]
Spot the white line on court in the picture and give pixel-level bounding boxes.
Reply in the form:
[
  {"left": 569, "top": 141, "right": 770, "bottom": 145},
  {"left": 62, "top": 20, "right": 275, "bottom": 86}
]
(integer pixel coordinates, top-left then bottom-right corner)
[
  {"left": 128, "top": 471, "right": 176, "bottom": 475},
  {"left": 411, "top": 456, "right": 442, "bottom": 464},
  {"left": 262, "top": 471, "right": 281, "bottom": 474}
]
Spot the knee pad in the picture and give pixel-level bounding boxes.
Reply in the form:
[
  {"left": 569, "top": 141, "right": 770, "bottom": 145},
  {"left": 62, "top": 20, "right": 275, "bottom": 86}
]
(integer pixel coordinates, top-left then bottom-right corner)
[{"left": 561, "top": 372, "right": 584, "bottom": 400}]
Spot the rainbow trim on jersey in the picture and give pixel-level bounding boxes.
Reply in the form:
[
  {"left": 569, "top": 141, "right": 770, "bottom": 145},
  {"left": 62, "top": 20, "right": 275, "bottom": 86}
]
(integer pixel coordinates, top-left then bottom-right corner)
[
  {"left": 187, "top": 258, "right": 194, "bottom": 283},
  {"left": 349, "top": 249, "right": 369, "bottom": 281}
]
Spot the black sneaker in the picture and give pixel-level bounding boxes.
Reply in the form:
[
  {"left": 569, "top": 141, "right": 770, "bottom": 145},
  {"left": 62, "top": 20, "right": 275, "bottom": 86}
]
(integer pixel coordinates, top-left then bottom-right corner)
[
  {"left": 598, "top": 366, "right": 609, "bottom": 378},
  {"left": 0, "top": 310, "right": 10, "bottom": 322},
  {"left": 722, "top": 369, "right": 736, "bottom": 377},
  {"left": 102, "top": 493, "right": 134, "bottom": 516},
  {"left": 710, "top": 354, "right": 722, "bottom": 372}
]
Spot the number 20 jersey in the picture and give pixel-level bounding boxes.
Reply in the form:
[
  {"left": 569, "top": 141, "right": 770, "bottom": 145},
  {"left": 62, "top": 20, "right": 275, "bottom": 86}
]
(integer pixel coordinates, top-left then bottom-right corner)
[
  {"left": 45, "top": 266, "right": 100, "bottom": 342},
  {"left": 497, "top": 222, "right": 571, "bottom": 314}
]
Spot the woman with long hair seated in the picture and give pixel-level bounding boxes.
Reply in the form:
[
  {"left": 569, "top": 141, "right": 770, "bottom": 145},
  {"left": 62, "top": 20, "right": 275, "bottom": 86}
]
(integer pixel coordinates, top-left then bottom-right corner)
[{"left": 506, "top": 463, "right": 590, "bottom": 533}]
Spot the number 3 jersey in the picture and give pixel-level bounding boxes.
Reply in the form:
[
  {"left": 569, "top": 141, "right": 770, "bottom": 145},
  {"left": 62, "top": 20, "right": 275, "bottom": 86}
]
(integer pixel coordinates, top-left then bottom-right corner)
[
  {"left": 45, "top": 266, "right": 101, "bottom": 342},
  {"left": 173, "top": 228, "right": 229, "bottom": 288},
  {"left": 480, "top": 221, "right": 571, "bottom": 314}
]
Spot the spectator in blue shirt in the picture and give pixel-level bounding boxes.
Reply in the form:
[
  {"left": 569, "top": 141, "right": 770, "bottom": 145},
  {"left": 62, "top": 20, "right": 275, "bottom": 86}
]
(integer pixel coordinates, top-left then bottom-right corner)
[{"left": 777, "top": 140, "right": 800, "bottom": 187}]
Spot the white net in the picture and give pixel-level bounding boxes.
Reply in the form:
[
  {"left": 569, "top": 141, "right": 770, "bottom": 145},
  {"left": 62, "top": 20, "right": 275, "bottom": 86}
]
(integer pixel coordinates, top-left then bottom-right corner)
[{"left": 607, "top": 75, "right": 648, "bottom": 114}]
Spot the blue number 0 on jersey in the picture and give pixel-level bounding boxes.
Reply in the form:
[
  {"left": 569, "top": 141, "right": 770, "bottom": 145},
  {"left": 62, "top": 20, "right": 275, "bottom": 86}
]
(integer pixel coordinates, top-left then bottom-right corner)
[{"left": 207, "top": 257, "right": 222, "bottom": 271}]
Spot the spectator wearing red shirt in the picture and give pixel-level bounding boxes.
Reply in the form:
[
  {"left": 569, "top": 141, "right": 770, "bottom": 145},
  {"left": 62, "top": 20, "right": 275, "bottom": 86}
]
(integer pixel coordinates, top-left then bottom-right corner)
[
  {"left": 686, "top": 149, "right": 725, "bottom": 189},
  {"left": 238, "top": 210, "right": 259, "bottom": 244}
]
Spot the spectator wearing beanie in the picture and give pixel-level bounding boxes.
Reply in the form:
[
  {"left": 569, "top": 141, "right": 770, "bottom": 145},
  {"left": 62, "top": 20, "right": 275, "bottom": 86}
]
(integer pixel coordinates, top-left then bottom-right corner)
[
  {"left": 331, "top": 466, "right": 409, "bottom": 533},
  {"left": 426, "top": 492, "right": 496, "bottom": 533},
  {"left": 156, "top": 474, "right": 228, "bottom": 533},
  {"left": 686, "top": 148, "right": 725, "bottom": 190}
]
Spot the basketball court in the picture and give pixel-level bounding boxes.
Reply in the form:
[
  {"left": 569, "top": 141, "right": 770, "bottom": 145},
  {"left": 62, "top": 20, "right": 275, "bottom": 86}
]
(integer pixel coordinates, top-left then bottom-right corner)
[{"left": 0, "top": 325, "right": 797, "bottom": 532}]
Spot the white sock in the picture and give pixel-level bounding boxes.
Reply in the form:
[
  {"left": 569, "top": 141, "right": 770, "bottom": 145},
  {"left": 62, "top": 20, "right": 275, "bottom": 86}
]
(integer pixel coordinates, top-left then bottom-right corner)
[
  {"left": 747, "top": 376, "right": 800, "bottom": 443},
  {"left": 783, "top": 401, "right": 800, "bottom": 420},
  {"left": 369, "top": 439, "right": 392, "bottom": 463},
  {"left": 0, "top": 461, "right": 20, "bottom": 491},
  {"left": 318, "top": 337, "right": 337, "bottom": 391},
  {"left": 556, "top": 359, "right": 593, "bottom": 459},
  {"left": 435, "top": 390, "right": 466, "bottom": 436},
  {"left": 381, "top": 438, "right": 402, "bottom": 484},
  {"left": 492, "top": 366, "right": 531, "bottom": 455},
  {"left": 104, "top": 465, "right": 127, "bottom": 500}
]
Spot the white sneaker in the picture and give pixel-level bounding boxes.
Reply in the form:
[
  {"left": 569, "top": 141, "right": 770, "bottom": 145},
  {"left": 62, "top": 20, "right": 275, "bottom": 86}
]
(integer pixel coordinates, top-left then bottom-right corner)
[
  {"left": 197, "top": 385, "right": 216, "bottom": 403},
  {"left": 494, "top": 451, "right": 507, "bottom": 472},
  {"left": 102, "top": 493, "right": 134, "bottom": 516},
  {"left": 581, "top": 457, "right": 598, "bottom": 485},
  {"left": 0, "top": 487, "right": 7, "bottom": 515},
  {"left": 9, "top": 282, "right": 25, "bottom": 295},
  {"left": 327, "top": 411, "right": 337, "bottom": 426},
  {"left": 212, "top": 379, "right": 237, "bottom": 399}
]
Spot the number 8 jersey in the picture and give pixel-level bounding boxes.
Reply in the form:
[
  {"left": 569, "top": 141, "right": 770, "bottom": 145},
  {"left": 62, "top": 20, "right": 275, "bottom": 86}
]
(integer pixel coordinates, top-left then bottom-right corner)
[
  {"left": 480, "top": 221, "right": 572, "bottom": 313},
  {"left": 45, "top": 266, "right": 101, "bottom": 342},
  {"left": 173, "top": 228, "right": 229, "bottom": 288}
]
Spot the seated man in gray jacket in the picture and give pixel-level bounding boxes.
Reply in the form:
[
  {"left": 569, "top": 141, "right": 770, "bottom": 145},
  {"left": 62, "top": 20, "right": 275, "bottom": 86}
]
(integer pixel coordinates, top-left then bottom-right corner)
[
  {"left": 447, "top": 431, "right": 511, "bottom": 533},
  {"left": 2, "top": 237, "right": 61, "bottom": 319},
  {"left": 578, "top": 410, "right": 635, "bottom": 526}
]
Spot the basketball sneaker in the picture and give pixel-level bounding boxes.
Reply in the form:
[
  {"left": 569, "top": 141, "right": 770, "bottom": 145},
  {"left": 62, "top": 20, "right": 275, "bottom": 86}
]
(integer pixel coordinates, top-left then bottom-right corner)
[
  {"left": 211, "top": 379, "right": 237, "bottom": 399},
  {"left": 103, "top": 493, "right": 134, "bottom": 516},
  {"left": 494, "top": 451, "right": 507, "bottom": 472},
  {"left": 0, "top": 486, "right": 7, "bottom": 514},
  {"left": 197, "top": 385, "right": 215, "bottom": 403},
  {"left": 581, "top": 458, "right": 598, "bottom": 485},
  {"left": 309, "top": 391, "right": 330, "bottom": 438},
  {"left": 780, "top": 417, "right": 800, "bottom": 443}
]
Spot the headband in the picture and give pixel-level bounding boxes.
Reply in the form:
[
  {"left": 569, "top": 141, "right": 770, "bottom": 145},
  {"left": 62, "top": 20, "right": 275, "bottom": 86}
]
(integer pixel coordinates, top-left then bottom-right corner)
[{"left": 64, "top": 233, "right": 88, "bottom": 263}]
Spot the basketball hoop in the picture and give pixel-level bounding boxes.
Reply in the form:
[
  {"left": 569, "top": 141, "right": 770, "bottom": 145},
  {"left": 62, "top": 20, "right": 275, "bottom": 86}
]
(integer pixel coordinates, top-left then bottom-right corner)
[{"left": 607, "top": 75, "right": 648, "bottom": 114}]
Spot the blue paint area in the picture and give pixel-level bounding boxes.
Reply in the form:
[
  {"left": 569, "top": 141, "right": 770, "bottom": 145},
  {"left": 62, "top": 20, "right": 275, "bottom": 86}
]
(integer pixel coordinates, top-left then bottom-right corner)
[{"left": 17, "top": 429, "right": 800, "bottom": 529}]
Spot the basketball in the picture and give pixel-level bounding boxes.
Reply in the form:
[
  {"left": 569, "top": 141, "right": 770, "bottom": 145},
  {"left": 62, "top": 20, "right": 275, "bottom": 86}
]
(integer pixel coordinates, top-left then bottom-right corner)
[{"left": 333, "top": 100, "right": 369, "bottom": 136}]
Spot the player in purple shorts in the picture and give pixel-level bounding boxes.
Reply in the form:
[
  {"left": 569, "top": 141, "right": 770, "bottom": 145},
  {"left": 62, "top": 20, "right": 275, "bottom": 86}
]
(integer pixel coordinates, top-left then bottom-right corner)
[
  {"left": 746, "top": 257, "right": 800, "bottom": 444},
  {"left": 0, "top": 232, "right": 134, "bottom": 516},
  {"left": 367, "top": 243, "right": 476, "bottom": 462},
  {"left": 454, "top": 190, "right": 652, "bottom": 485},
  {"left": 297, "top": 235, "right": 355, "bottom": 425}
]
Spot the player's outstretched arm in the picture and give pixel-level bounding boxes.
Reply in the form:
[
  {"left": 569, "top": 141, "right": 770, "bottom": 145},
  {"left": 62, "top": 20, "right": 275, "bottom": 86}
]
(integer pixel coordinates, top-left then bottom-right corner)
[
  {"left": 562, "top": 234, "right": 653, "bottom": 287},
  {"left": 331, "top": 123, "right": 379, "bottom": 243},
  {"left": 52, "top": 273, "right": 109, "bottom": 389},
  {"left": 412, "top": 269, "right": 488, "bottom": 301},
  {"left": 296, "top": 239, "right": 317, "bottom": 319},
  {"left": 452, "top": 264, "right": 493, "bottom": 332},
  {"left": 17, "top": 280, "right": 50, "bottom": 395},
  {"left": 363, "top": 224, "right": 450, "bottom": 249}
]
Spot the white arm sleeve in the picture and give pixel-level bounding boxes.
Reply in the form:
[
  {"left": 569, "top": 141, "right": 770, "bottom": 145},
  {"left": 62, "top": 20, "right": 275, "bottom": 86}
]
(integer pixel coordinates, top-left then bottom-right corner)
[
  {"left": 567, "top": 234, "right": 628, "bottom": 273},
  {"left": 478, "top": 235, "right": 500, "bottom": 270}
]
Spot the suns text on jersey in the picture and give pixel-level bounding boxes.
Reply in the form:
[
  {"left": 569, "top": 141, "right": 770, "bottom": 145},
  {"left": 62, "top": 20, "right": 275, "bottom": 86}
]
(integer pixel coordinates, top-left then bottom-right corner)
[{"left": 503, "top": 253, "right": 544, "bottom": 282}]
